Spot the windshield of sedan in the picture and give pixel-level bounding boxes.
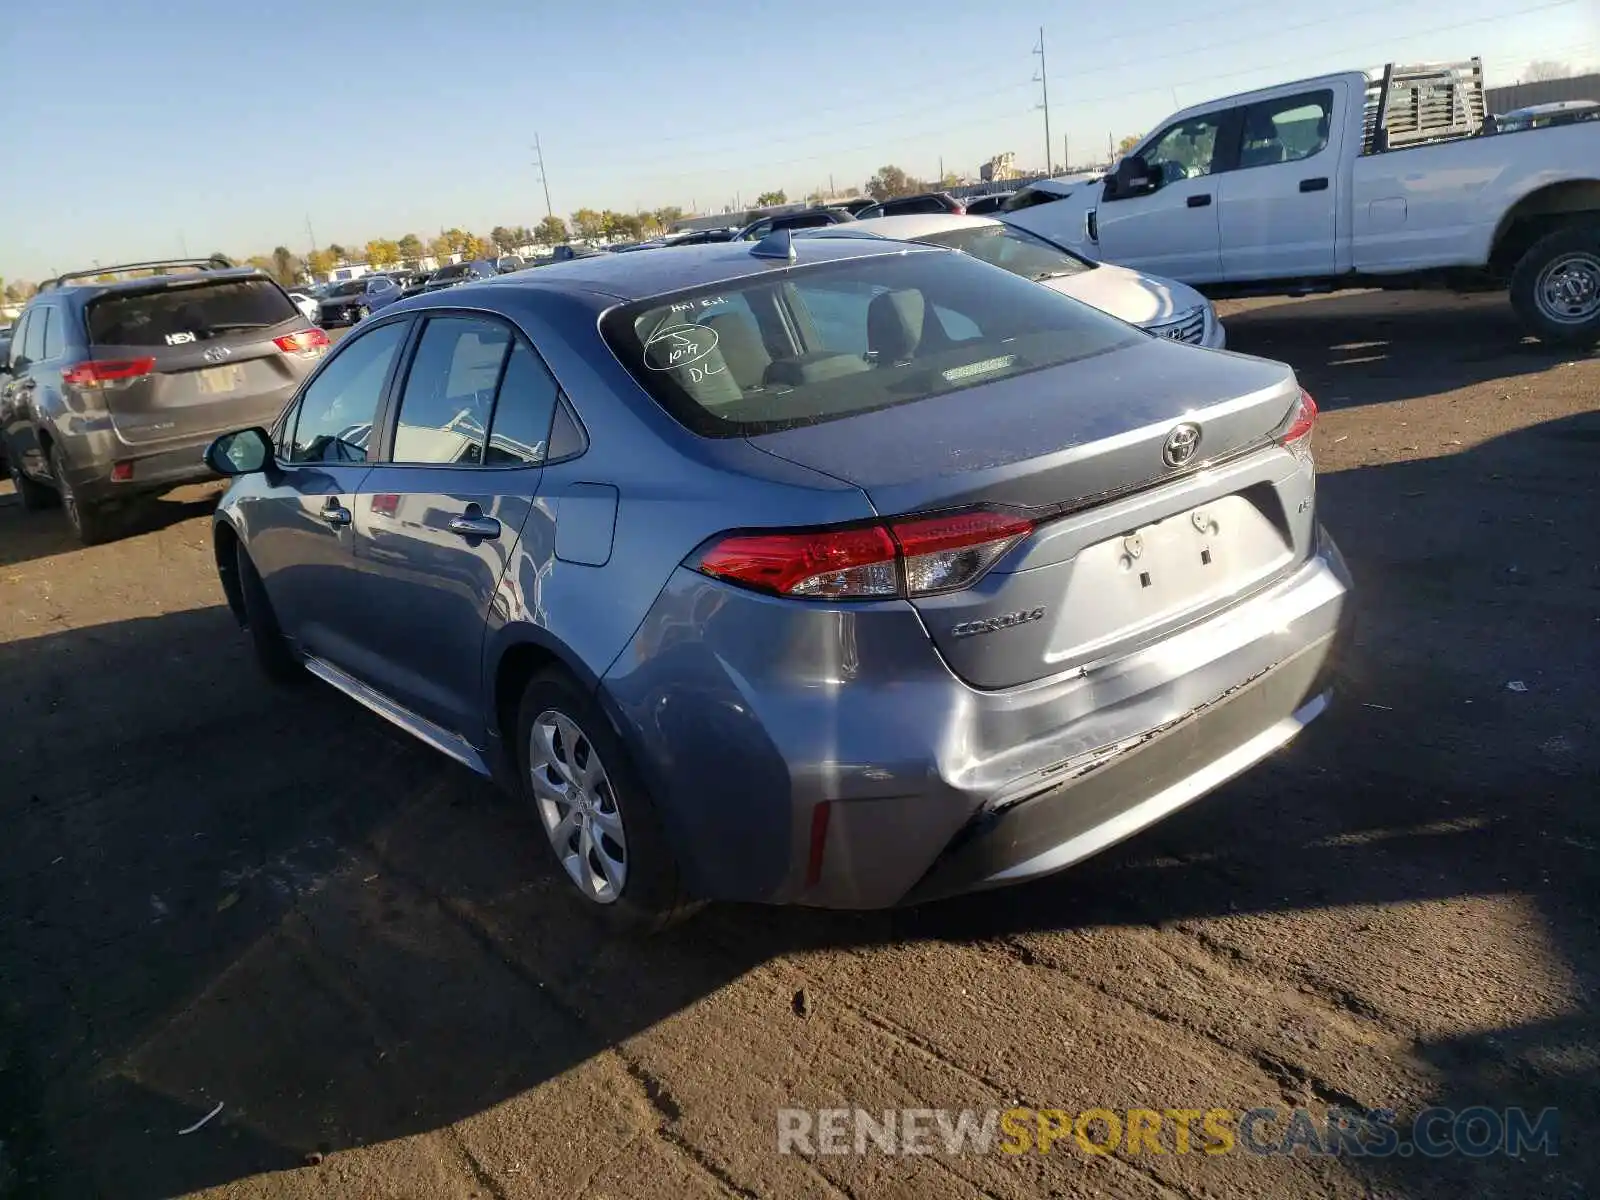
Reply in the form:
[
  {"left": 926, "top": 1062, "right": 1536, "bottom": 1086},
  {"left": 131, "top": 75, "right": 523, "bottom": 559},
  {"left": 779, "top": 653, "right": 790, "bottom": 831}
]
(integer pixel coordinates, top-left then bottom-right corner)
[
  {"left": 915, "top": 224, "right": 1093, "bottom": 282},
  {"left": 432, "top": 263, "right": 473, "bottom": 279},
  {"left": 603, "top": 249, "right": 1140, "bottom": 437},
  {"left": 327, "top": 280, "right": 367, "bottom": 296}
]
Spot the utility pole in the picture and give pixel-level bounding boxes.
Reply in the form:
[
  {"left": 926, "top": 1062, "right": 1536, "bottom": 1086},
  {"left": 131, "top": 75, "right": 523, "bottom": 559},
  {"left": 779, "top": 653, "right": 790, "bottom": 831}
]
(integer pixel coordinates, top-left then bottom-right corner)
[
  {"left": 829, "top": 173, "right": 835, "bottom": 197},
  {"left": 304, "top": 214, "right": 317, "bottom": 257},
  {"left": 531, "top": 133, "right": 553, "bottom": 219},
  {"left": 939, "top": 155, "right": 944, "bottom": 184},
  {"left": 178, "top": 232, "right": 189, "bottom": 257},
  {"left": 1063, "top": 134, "right": 1069, "bottom": 173},
  {"left": 1033, "top": 28, "right": 1052, "bottom": 176}
]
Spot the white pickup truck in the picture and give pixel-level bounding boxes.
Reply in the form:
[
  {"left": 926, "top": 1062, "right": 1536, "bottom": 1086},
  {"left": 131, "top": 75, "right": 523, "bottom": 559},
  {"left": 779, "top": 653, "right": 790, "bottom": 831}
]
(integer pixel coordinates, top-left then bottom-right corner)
[{"left": 1003, "top": 60, "right": 1600, "bottom": 346}]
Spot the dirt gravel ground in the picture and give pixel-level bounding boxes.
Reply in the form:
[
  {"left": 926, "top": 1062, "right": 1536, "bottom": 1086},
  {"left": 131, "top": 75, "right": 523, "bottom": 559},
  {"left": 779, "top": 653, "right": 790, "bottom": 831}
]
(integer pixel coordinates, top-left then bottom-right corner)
[{"left": 1, "top": 290, "right": 1596, "bottom": 1199}]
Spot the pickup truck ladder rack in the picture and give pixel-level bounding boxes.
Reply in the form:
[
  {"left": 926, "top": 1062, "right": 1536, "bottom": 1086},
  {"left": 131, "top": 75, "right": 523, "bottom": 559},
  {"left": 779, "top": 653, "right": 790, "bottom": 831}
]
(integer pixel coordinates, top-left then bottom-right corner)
[{"left": 1364, "top": 58, "right": 1486, "bottom": 153}]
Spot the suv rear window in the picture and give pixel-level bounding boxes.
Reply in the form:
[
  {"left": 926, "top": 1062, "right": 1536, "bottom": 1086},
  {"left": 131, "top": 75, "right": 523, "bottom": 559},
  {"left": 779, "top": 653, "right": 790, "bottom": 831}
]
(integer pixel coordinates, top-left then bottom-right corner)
[
  {"left": 603, "top": 249, "right": 1139, "bottom": 438},
  {"left": 87, "top": 278, "right": 298, "bottom": 347}
]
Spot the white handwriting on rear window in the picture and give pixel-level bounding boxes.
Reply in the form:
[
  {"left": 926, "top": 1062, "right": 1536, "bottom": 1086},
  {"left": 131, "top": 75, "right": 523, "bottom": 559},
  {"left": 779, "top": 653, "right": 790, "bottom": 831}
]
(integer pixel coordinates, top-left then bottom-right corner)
[
  {"left": 166, "top": 331, "right": 197, "bottom": 345},
  {"left": 643, "top": 323, "right": 720, "bottom": 372}
]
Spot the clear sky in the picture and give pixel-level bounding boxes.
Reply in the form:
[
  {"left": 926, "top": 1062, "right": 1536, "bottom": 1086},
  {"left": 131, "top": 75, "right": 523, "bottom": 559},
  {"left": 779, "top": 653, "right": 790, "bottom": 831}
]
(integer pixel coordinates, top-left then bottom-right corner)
[{"left": 1, "top": 0, "right": 1595, "bottom": 281}]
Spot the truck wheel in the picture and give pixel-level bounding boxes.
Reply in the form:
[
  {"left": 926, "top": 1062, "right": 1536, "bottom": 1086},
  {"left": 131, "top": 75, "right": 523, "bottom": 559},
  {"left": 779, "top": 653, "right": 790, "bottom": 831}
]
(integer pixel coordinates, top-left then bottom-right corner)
[
  {"left": 50, "top": 445, "right": 117, "bottom": 544},
  {"left": 1510, "top": 223, "right": 1600, "bottom": 348},
  {"left": 514, "top": 668, "right": 695, "bottom": 933},
  {"left": 7, "top": 455, "right": 55, "bottom": 511}
]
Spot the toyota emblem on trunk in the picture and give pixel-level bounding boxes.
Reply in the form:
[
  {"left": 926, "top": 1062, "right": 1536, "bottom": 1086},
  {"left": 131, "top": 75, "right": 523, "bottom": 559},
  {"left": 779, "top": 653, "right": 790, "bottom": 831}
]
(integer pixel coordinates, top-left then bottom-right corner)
[
  {"left": 203, "top": 346, "right": 232, "bottom": 364},
  {"left": 1163, "top": 422, "right": 1201, "bottom": 467}
]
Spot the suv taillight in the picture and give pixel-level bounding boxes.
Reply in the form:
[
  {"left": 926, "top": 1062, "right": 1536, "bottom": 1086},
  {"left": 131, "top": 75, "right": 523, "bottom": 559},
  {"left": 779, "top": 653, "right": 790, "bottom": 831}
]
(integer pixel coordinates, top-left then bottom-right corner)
[
  {"left": 274, "top": 328, "right": 330, "bottom": 357},
  {"left": 1277, "top": 388, "right": 1318, "bottom": 463},
  {"left": 694, "top": 509, "right": 1034, "bottom": 600},
  {"left": 61, "top": 358, "right": 155, "bottom": 388}
]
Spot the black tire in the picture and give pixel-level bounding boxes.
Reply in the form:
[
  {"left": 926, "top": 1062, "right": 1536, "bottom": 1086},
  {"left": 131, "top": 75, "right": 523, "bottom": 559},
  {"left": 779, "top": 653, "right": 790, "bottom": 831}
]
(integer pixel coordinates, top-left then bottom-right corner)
[
  {"left": 49, "top": 444, "right": 117, "bottom": 544},
  {"left": 1510, "top": 223, "right": 1600, "bottom": 349},
  {"left": 7, "top": 452, "right": 55, "bottom": 512},
  {"left": 514, "top": 668, "right": 694, "bottom": 932},
  {"left": 236, "top": 543, "right": 304, "bottom": 684}
]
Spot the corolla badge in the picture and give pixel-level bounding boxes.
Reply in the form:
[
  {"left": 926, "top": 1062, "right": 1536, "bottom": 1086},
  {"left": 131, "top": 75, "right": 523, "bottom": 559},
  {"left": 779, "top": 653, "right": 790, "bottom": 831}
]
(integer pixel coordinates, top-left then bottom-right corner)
[
  {"left": 951, "top": 607, "right": 1047, "bottom": 639},
  {"left": 1162, "top": 422, "right": 1201, "bottom": 468}
]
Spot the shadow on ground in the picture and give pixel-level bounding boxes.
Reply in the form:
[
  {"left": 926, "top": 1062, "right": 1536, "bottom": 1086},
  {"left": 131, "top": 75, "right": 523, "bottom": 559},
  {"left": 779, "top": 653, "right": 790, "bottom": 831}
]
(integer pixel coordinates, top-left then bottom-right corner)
[
  {"left": 0, "top": 485, "right": 221, "bottom": 570},
  {"left": 1, "top": 406, "right": 1596, "bottom": 1198},
  {"left": 1220, "top": 290, "right": 1589, "bottom": 412}
]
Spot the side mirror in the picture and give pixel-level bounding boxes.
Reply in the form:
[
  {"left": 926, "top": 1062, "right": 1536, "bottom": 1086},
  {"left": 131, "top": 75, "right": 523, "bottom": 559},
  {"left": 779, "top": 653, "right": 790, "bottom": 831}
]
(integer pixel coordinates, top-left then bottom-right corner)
[
  {"left": 206, "top": 427, "right": 273, "bottom": 476},
  {"left": 1111, "top": 154, "right": 1154, "bottom": 198}
]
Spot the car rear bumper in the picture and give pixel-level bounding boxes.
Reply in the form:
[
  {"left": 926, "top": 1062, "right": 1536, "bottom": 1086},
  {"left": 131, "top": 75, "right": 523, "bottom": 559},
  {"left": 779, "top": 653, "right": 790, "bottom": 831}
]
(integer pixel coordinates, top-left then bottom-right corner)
[{"left": 602, "top": 530, "right": 1353, "bottom": 909}]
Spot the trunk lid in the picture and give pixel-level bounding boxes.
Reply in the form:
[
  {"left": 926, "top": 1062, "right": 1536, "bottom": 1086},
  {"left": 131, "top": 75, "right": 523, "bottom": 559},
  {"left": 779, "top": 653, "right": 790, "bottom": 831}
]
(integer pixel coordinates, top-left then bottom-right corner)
[
  {"left": 83, "top": 277, "right": 313, "bottom": 446},
  {"left": 750, "top": 338, "right": 1312, "bottom": 689}
]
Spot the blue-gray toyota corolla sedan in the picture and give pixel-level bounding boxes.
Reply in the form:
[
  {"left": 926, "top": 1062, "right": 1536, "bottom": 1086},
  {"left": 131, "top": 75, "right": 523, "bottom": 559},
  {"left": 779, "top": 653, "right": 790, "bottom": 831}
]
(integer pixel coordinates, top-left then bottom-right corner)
[{"left": 205, "top": 233, "right": 1352, "bottom": 929}]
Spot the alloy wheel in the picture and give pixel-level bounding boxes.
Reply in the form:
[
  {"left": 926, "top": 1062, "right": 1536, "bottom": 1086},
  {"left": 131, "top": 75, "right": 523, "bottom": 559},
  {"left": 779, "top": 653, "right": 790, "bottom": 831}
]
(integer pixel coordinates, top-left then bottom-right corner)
[
  {"left": 528, "top": 709, "right": 628, "bottom": 903},
  {"left": 1535, "top": 251, "right": 1600, "bottom": 325}
]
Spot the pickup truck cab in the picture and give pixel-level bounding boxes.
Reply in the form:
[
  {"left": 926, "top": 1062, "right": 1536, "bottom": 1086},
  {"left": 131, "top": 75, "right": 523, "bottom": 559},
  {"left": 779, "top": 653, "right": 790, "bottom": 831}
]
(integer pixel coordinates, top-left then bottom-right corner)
[{"left": 1003, "top": 59, "right": 1600, "bottom": 346}]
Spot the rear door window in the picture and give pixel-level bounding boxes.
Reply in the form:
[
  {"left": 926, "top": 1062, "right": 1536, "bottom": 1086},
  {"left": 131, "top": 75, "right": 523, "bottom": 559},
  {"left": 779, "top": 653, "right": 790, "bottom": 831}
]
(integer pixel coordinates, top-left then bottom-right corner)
[
  {"left": 287, "top": 320, "right": 408, "bottom": 463},
  {"left": 6, "top": 312, "right": 29, "bottom": 368},
  {"left": 87, "top": 279, "right": 298, "bottom": 348},
  {"left": 40, "top": 308, "right": 64, "bottom": 360},
  {"left": 389, "top": 317, "right": 511, "bottom": 464},
  {"left": 484, "top": 341, "right": 559, "bottom": 466},
  {"left": 22, "top": 309, "right": 48, "bottom": 363}
]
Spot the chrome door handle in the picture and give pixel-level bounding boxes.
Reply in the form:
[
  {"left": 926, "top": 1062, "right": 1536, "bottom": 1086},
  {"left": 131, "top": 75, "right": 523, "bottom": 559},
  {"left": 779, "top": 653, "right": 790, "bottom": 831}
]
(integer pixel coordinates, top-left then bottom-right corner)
[
  {"left": 448, "top": 511, "right": 501, "bottom": 539},
  {"left": 321, "top": 500, "right": 351, "bottom": 527}
]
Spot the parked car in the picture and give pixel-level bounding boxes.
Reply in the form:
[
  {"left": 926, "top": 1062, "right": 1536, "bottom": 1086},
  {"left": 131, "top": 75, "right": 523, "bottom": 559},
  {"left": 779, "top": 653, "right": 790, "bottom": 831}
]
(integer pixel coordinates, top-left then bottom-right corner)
[
  {"left": 820, "top": 198, "right": 878, "bottom": 216},
  {"left": 203, "top": 236, "right": 1350, "bottom": 927},
  {"left": 963, "top": 192, "right": 1015, "bottom": 215},
  {"left": 319, "top": 276, "right": 404, "bottom": 327},
  {"left": 1000, "top": 57, "right": 1600, "bottom": 346},
  {"left": 551, "top": 244, "right": 606, "bottom": 262},
  {"left": 1487, "top": 99, "right": 1599, "bottom": 135},
  {"left": 400, "top": 274, "right": 434, "bottom": 299},
  {"left": 662, "top": 228, "right": 737, "bottom": 246},
  {"left": 287, "top": 290, "right": 319, "bottom": 323},
  {"left": 1, "top": 257, "right": 325, "bottom": 543},
  {"left": 496, "top": 255, "right": 527, "bottom": 273},
  {"left": 852, "top": 192, "right": 967, "bottom": 220},
  {"left": 733, "top": 208, "right": 856, "bottom": 241},
  {"left": 423, "top": 260, "right": 498, "bottom": 291},
  {"left": 802, "top": 214, "right": 1225, "bottom": 347}
]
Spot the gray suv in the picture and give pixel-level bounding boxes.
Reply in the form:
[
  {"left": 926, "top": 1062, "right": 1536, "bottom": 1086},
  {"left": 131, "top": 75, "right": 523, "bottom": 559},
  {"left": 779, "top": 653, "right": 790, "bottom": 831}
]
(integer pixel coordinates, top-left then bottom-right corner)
[
  {"left": 204, "top": 239, "right": 1351, "bottom": 929},
  {"left": 1, "top": 258, "right": 325, "bottom": 543}
]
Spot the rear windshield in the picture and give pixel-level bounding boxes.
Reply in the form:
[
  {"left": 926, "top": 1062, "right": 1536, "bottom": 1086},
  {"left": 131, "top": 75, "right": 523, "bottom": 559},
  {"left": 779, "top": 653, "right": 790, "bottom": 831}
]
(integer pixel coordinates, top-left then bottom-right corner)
[
  {"left": 87, "top": 279, "right": 298, "bottom": 346},
  {"left": 328, "top": 280, "right": 367, "bottom": 296},
  {"left": 603, "top": 248, "right": 1140, "bottom": 437},
  {"left": 433, "top": 263, "right": 472, "bottom": 279},
  {"left": 916, "top": 223, "right": 1093, "bottom": 282}
]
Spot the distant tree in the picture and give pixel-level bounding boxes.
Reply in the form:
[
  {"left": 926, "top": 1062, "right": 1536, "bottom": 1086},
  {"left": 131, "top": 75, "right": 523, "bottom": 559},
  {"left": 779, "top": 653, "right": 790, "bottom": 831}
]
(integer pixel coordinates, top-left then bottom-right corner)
[
  {"left": 460, "top": 234, "right": 491, "bottom": 260},
  {"left": 366, "top": 239, "right": 400, "bottom": 268},
  {"left": 327, "top": 243, "right": 346, "bottom": 263},
  {"left": 571, "top": 208, "right": 604, "bottom": 239},
  {"left": 306, "top": 248, "right": 336, "bottom": 277},
  {"left": 534, "top": 215, "right": 569, "bottom": 245},
  {"left": 246, "top": 254, "right": 277, "bottom": 277},
  {"left": 654, "top": 206, "right": 685, "bottom": 231},
  {"left": 5, "top": 281, "right": 36, "bottom": 303},
  {"left": 865, "top": 165, "right": 922, "bottom": 200},
  {"left": 428, "top": 234, "right": 454, "bottom": 263},
  {"left": 489, "top": 226, "right": 514, "bottom": 253},
  {"left": 939, "top": 172, "right": 961, "bottom": 190},
  {"left": 1116, "top": 134, "right": 1143, "bottom": 158},
  {"left": 397, "top": 233, "right": 424, "bottom": 262},
  {"left": 1523, "top": 60, "right": 1573, "bottom": 81},
  {"left": 755, "top": 189, "right": 787, "bottom": 206},
  {"left": 270, "top": 246, "right": 298, "bottom": 284},
  {"left": 440, "top": 228, "right": 470, "bottom": 256}
]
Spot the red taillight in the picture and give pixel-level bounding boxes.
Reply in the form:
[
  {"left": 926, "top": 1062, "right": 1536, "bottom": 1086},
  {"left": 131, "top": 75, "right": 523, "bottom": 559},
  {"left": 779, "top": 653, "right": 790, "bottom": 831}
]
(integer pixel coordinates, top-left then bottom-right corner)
[
  {"left": 698, "top": 525, "right": 897, "bottom": 598},
  {"left": 274, "top": 328, "right": 330, "bottom": 356},
  {"left": 805, "top": 801, "right": 832, "bottom": 888},
  {"left": 951, "top": 203, "right": 967, "bottom": 215},
  {"left": 694, "top": 508, "right": 1033, "bottom": 600},
  {"left": 890, "top": 510, "right": 1034, "bottom": 595},
  {"left": 1277, "top": 388, "right": 1318, "bottom": 461},
  {"left": 61, "top": 357, "right": 155, "bottom": 387},
  {"left": 110, "top": 461, "right": 134, "bottom": 482}
]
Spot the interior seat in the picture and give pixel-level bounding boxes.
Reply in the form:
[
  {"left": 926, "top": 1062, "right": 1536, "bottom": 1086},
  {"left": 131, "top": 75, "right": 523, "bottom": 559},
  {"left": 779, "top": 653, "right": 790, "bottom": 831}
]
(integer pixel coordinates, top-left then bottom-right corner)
[{"left": 702, "top": 312, "right": 771, "bottom": 391}]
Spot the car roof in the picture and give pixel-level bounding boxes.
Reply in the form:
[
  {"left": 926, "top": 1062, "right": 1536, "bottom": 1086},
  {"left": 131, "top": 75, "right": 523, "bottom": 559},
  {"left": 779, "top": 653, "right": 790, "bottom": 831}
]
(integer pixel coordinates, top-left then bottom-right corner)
[
  {"left": 471, "top": 236, "right": 941, "bottom": 302},
  {"left": 40, "top": 266, "right": 270, "bottom": 300}
]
